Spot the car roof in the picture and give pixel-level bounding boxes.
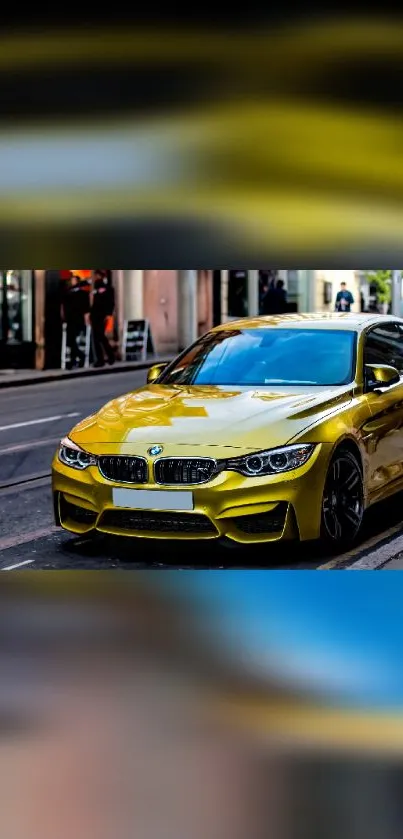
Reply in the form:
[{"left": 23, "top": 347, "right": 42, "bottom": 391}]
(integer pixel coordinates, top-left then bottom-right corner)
[{"left": 213, "top": 312, "right": 403, "bottom": 333}]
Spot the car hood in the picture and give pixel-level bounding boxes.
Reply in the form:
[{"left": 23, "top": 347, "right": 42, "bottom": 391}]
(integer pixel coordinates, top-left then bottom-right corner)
[{"left": 70, "top": 383, "right": 353, "bottom": 456}]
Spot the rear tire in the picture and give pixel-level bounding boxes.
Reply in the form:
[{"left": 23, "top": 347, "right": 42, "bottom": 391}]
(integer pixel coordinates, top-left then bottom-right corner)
[{"left": 320, "top": 448, "right": 364, "bottom": 552}]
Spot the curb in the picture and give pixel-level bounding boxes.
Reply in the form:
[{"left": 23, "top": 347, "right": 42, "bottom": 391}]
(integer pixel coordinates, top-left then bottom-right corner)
[{"left": 0, "top": 358, "right": 173, "bottom": 390}]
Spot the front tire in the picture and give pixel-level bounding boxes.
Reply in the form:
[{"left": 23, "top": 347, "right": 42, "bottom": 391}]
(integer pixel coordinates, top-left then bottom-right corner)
[{"left": 320, "top": 448, "right": 364, "bottom": 552}]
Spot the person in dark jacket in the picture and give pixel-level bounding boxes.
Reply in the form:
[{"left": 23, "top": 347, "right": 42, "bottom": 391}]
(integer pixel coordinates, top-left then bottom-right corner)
[
  {"left": 261, "top": 279, "right": 288, "bottom": 315},
  {"left": 61, "top": 275, "right": 90, "bottom": 369},
  {"left": 335, "top": 282, "right": 354, "bottom": 312},
  {"left": 90, "top": 271, "right": 115, "bottom": 367}
]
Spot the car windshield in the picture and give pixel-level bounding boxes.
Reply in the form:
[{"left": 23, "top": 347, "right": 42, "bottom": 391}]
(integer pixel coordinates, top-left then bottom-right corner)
[{"left": 159, "top": 328, "right": 357, "bottom": 387}]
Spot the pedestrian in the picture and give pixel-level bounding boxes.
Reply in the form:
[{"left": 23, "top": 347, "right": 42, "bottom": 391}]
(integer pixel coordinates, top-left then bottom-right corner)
[
  {"left": 261, "top": 279, "right": 288, "bottom": 315},
  {"left": 61, "top": 274, "right": 90, "bottom": 369},
  {"left": 335, "top": 282, "right": 354, "bottom": 312},
  {"left": 90, "top": 270, "right": 116, "bottom": 367},
  {"left": 259, "top": 277, "right": 269, "bottom": 314}
]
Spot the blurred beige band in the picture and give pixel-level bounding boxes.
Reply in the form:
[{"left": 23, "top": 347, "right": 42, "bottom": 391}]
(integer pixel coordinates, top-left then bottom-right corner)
[{"left": 219, "top": 699, "right": 403, "bottom": 757}]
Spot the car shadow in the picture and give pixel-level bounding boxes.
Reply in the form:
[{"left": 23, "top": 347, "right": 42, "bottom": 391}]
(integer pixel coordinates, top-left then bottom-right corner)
[
  {"left": 58, "top": 488, "right": 403, "bottom": 569},
  {"left": 59, "top": 531, "right": 325, "bottom": 569}
]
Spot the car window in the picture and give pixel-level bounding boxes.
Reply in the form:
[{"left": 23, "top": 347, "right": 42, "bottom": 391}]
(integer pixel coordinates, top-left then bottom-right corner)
[
  {"left": 364, "top": 323, "right": 403, "bottom": 374},
  {"left": 159, "top": 328, "right": 357, "bottom": 387}
]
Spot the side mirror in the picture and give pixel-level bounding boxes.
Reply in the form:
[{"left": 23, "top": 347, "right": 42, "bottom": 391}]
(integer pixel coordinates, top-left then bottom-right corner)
[
  {"left": 147, "top": 363, "right": 168, "bottom": 384},
  {"left": 365, "top": 363, "right": 400, "bottom": 393}
]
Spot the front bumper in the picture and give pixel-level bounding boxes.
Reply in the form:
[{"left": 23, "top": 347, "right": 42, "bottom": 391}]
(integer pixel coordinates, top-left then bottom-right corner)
[{"left": 52, "top": 442, "right": 333, "bottom": 544}]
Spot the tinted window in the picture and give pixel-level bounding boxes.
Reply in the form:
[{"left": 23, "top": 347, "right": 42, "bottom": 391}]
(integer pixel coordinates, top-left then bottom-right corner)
[
  {"left": 364, "top": 323, "right": 403, "bottom": 373},
  {"left": 160, "top": 328, "right": 357, "bottom": 387}
]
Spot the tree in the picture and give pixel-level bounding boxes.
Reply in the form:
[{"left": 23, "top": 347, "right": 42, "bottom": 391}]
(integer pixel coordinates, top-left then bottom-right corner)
[{"left": 365, "top": 270, "right": 392, "bottom": 306}]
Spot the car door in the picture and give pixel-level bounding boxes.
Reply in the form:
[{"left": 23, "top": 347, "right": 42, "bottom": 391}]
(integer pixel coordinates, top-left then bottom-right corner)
[{"left": 362, "top": 321, "right": 403, "bottom": 499}]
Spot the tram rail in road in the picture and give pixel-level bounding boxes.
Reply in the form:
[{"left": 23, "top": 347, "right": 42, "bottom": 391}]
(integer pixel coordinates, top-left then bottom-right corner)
[{"left": 0, "top": 472, "right": 52, "bottom": 493}]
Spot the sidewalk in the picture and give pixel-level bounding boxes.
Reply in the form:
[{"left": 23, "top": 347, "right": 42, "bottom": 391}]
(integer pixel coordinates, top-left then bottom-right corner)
[{"left": 0, "top": 357, "right": 173, "bottom": 390}]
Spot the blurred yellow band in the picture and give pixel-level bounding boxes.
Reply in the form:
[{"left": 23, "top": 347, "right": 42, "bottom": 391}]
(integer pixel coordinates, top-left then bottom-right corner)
[
  {"left": 0, "top": 19, "right": 400, "bottom": 69},
  {"left": 2, "top": 191, "right": 403, "bottom": 254}
]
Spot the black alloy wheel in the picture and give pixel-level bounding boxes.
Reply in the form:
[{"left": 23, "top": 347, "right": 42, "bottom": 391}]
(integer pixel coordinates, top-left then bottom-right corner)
[{"left": 321, "top": 449, "right": 364, "bottom": 551}]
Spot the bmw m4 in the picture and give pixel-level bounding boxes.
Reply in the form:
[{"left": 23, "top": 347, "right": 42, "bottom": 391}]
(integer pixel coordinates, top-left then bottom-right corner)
[{"left": 52, "top": 312, "right": 403, "bottom": 551}]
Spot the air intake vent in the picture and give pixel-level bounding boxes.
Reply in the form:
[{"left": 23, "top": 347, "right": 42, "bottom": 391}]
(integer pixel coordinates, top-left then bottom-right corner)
[
  {"left": 154, "top": 458, "right": 216, "bottom": 485},
  {"left": 98, "top": 456, "right": 148, "bottom": 484},
  {"left": 100, "top": 510, "right": 217, "bottom": 534}
]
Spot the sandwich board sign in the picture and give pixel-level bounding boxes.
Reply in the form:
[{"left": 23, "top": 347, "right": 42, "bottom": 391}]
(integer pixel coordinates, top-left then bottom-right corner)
[{"left": 123, "top": 319, "right": 156, "bottom": 361}]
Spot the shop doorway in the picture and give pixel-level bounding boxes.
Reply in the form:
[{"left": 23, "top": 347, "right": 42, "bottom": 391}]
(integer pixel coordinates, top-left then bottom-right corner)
[
  {"left": 228, "top": 270, "right": 248, "bottom": 318},
  {"left": 213, "top": 270, "right": 222, "bottom": 326},
  {"left": 213, "top": 270, "right": 249, "bottom": 324},
  {"left": 44, "top": 270, "right": 115, "bottom": 369}
]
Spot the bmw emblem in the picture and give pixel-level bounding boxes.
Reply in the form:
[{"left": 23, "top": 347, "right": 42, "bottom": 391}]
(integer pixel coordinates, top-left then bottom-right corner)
[{"left": 148, "top": 445, "right": 163, "bottom": 457}]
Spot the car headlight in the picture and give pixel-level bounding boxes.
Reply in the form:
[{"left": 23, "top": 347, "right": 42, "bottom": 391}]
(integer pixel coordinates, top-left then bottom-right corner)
[
  {"left": 58, "top": 437, "right": 97, "bottom": 471},
  {"left": 223, "top": 444, "right": 316, "bottom": 477}
]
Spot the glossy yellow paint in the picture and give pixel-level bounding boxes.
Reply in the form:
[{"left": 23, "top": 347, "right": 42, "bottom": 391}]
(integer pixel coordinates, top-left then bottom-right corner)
[
  {"left": 147, "top": 363, "right": 168, "bottom": 384},
  {"left": 52, "top": 312, "right": 403, "bottom": 546}
]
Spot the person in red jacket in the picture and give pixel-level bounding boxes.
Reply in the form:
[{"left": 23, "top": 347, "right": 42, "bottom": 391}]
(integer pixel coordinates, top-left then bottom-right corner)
[{"left": 90, "top": 271, "right": 116, "bottom": 367}]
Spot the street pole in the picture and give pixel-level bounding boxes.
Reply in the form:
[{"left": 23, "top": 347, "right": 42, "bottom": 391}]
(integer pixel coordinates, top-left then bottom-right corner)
[
  {"left": 178, "top": 270, "right": 198, "bottom": 350},
  {"left": 123, "top": 270, "right": 144, "bottom": 320},
  {"left": 391, "top": 269, "right": 402, "bottom": 317},
  {"left": 1, "top": 271, "right": 8, "bottom": 348},
  {"left": 247, "top": 270, "right": 259, "bottom": 317},
  {"left": 33, "top": 269, "right": 46, "bottom": 370},
  {"left": 307, "top": 269, "right": 317, "bottom": 312},
  {"left": 221, "top": 270, "right": 229, "bottom": 322}
]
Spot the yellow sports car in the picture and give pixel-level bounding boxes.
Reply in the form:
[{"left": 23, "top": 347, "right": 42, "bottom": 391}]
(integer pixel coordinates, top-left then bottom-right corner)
[{"left": 52, "top": 312, "right": 403, "bottom": 550}]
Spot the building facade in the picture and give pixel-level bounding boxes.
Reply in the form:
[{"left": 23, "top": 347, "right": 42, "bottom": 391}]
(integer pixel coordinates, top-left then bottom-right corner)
[
  {"left": 214, "top": 270, "right": 311, "bottom": 322},
  {"left": 0, "top": 269, "right": 214, "bottom": 370},
  {"left": 0, "top": 270, "right": 116, "bottom": 370},
  {"left": 0, "top": 268, "right": 368, "bottom": 371},
  {"left": 114, "top": 270, "right": 213, "bottom": 356},
  {"left": 313, "top": 270, "right": 362, "bottom": 313},
  {"left": 214, "top": 269, "right": 364, "bottom": 322}
]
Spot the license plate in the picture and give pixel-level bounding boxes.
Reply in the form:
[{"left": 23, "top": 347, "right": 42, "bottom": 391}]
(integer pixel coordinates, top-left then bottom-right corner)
[{"left": 112, "top": 488, "right": 194, "bottom": 511}]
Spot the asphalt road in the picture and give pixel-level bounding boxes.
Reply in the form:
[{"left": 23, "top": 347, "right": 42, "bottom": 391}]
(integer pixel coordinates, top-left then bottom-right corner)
[{"left": 1, "top": 370, "right": 403, "bottom": 570}]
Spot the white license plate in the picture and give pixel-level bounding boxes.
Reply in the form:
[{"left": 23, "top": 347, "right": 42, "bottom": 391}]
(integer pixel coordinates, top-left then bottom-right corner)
[{"left": 112, "top": 488, "right": 194, "bottom": 511}]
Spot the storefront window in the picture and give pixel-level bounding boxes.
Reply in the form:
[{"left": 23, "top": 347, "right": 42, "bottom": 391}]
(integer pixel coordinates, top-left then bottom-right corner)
[
  {"left": 228, "top": 270, "right": 248, "bottom": 318},
  {"left": 286, "top": 270, "right": 300, "bottom": 312},
  {"left": 0, "top": 270, "right": 33, "bottom": 343}
]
